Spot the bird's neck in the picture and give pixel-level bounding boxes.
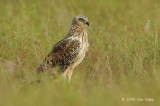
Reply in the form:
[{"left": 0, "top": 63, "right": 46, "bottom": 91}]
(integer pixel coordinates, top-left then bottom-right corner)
[{"left": 66, "top": 25, "right": 87, "bottom": 38}]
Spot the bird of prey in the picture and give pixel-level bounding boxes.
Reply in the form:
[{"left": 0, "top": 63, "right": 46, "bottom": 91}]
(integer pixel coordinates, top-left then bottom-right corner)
[{"left": 37, "top": 15, "right": 89, "bottom": 82}]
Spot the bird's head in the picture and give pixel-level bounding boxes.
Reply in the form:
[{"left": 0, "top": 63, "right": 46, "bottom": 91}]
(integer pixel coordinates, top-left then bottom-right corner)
[{"left": 71, "top": 15, "right": 89, "bottom": 28}]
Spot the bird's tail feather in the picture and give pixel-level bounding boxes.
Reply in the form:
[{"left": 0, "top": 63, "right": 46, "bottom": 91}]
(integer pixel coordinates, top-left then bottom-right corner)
[{"left": 36, "top": 64, "right": 45, "bottom": 73}]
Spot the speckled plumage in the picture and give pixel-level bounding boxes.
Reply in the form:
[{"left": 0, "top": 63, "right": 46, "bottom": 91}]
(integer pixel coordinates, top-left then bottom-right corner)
[{"left": 37, "top": 15, "right": 89, "bottom": 82}]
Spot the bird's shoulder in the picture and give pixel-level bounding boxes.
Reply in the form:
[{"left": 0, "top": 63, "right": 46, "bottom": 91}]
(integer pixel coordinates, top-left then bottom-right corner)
[{"left": 48, "top": 37, "right": 80, "bottom": 56}]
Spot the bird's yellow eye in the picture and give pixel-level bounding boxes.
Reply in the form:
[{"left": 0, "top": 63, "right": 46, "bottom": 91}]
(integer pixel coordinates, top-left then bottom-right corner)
[{"left": 79, "top": 18, "right": 84, "bottom": 22}]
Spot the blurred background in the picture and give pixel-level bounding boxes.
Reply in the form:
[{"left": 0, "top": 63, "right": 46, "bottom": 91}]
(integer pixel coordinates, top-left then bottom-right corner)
[{"left": 0, "top": 0, "right": 160, "bottom": 105}]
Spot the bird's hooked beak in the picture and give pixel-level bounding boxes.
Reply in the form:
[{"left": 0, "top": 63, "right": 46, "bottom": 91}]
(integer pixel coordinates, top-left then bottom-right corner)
[
  {"left": 86, "top": 21, "right": 89, "bottom": 26},
  {"left": 85, "top": 19, "right": 89, "bottom": 26}
]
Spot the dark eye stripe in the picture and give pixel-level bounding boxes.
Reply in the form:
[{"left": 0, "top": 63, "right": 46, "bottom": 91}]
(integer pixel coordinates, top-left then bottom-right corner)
[{"left": 79, "top": 18, "right": 84, "bottom": 21}]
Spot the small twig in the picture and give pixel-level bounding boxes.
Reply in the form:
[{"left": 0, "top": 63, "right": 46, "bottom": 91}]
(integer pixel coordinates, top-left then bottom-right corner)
[
  {"left": 33, "top": 44, "right": 39, "bottom": 64},
  {"left": 38, "top": 42, "right": 45, "bottom": 59}
]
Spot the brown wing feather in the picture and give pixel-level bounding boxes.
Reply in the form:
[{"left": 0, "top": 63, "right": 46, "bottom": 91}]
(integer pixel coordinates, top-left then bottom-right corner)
[{"left": 37, "top": 38, "right": 80, "bottom": 73}]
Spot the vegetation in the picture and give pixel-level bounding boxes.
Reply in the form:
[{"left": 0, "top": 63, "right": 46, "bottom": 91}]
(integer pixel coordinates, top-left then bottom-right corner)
[{"left": 0, "top": 0, "right": 160, "bottom": 105}]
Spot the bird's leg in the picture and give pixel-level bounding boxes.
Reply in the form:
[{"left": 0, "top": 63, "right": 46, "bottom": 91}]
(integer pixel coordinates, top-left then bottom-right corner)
[
  {"left": 67, "top": 69, "right": 73, "bottom": 86},
  {"left": 62, "top": 70, "right": 68, "bottom": 84},
  {"left": 63, "top": 70, "right": 68, "bottom": 79},
  {"left": 63, "top": 68, "right": 73, "bottom": 86}
]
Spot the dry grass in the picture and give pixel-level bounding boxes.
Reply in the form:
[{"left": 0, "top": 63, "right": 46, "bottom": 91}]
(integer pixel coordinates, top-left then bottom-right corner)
[{"left": 0, "top": 0, "right": 160, "bottom": 105}]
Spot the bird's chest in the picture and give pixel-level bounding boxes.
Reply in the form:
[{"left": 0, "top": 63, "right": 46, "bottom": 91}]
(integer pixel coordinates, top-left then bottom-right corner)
[{"left": 72, "top": 36, "right": 89, "bottom": 69}]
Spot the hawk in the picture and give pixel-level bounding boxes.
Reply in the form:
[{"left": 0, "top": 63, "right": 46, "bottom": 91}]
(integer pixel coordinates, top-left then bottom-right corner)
[{"left": 37, "top": 15, "right": 89, "bottom": 82}]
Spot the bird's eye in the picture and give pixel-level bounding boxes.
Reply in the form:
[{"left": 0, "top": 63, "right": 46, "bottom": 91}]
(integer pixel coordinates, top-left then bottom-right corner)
[{"left": 79, "top": 18, "right": 84, "bottom": 22}]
